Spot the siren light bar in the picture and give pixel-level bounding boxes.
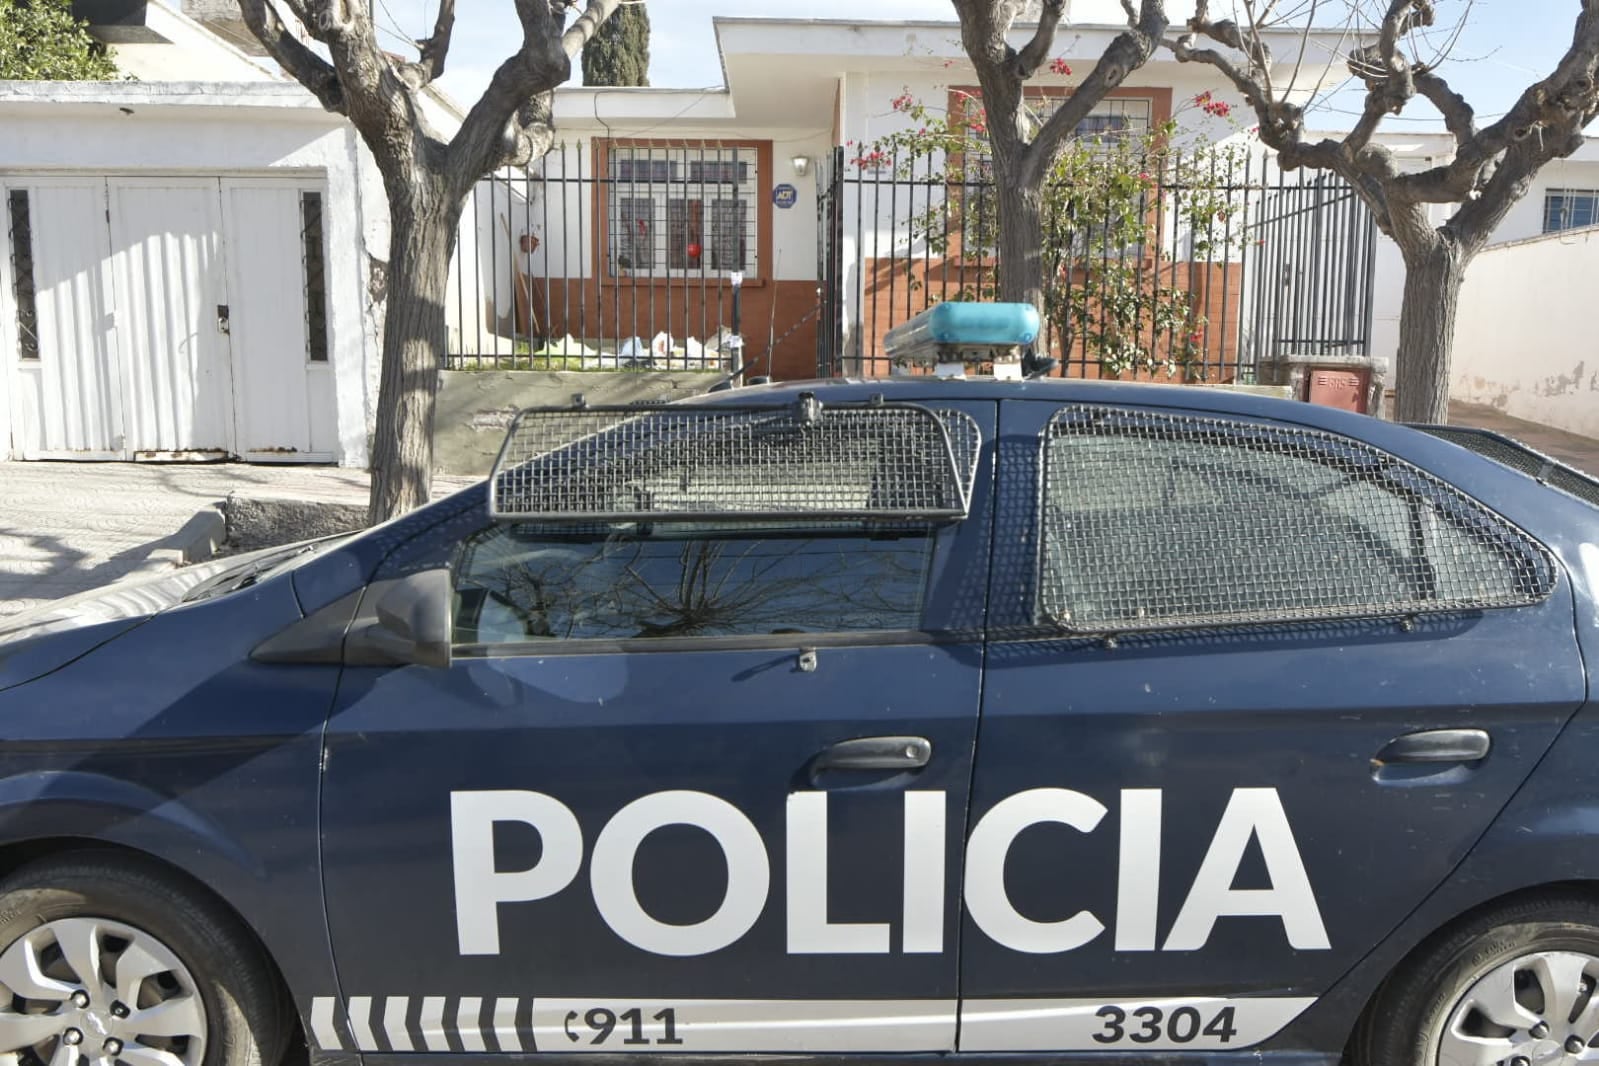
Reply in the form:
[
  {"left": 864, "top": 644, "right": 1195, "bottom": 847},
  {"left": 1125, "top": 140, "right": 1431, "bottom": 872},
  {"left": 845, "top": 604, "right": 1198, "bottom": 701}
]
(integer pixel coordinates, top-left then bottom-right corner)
[{"left": 882, "top": 302, "right": 1041, "bottom": 379}]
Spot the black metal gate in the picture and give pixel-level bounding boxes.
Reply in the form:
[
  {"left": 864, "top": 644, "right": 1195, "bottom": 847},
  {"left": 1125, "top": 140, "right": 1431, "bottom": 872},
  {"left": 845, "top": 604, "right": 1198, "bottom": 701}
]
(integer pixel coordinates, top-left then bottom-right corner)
[{"left": 815, "top": 147, "right": 1376, "bottom": 381}]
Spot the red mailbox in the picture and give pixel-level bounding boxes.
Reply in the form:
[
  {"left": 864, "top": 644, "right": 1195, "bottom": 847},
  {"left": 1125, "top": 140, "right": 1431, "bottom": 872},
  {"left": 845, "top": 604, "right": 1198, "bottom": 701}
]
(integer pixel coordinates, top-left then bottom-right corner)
[{"left": 1305, "top": 367, "right": 1372, "bottom": 413}]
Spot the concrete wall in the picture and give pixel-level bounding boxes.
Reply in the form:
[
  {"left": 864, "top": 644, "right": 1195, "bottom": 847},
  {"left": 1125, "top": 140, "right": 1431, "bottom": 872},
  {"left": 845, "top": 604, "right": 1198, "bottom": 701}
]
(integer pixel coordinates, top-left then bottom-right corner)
[
  {"left": 433, "top": 370, "right": 719, "bottom": 475},
  {"left": 1451, "top": 226, "right": 1599, "bottom": 439}
]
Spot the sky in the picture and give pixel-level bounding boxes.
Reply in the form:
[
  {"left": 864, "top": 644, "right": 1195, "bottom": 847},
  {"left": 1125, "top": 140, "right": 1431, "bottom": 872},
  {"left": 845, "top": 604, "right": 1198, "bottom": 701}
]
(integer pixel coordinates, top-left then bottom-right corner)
[{"left": 405, "top": 1, "right": 1571, "bottom": 134}]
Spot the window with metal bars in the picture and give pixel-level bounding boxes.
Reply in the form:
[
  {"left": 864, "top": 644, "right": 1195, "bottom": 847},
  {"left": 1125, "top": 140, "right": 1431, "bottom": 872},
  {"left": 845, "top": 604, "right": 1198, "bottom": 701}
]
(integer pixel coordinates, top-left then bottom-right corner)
[
  {"left": 7, "top": 190, "right": 40, "bottom": 361},
  {"left": 606, "top": 144, "right": 759, "bottom": 279},
  {"left": 1543, "top": 189, "right": 1599, "bottom": 233},
  {"left": 300, "top": 191, "right": 329, "bottom": 362}
]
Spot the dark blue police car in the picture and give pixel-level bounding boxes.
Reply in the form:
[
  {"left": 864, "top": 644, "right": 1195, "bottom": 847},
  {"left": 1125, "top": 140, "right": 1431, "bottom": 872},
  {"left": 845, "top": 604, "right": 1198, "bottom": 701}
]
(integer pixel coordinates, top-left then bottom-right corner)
[{"left": 0, "top": 305, "right": 1596, "bottom": 1066}]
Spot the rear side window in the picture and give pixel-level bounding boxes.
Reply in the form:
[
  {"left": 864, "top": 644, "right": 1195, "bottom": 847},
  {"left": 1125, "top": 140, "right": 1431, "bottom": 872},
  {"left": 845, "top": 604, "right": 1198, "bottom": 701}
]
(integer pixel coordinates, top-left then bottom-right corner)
[
  {"left": 1039, "top": 405, "right": 1556, "bottom": 632},
  {"left": 453, "top": 523, "right": 937, "bottom": 645}
]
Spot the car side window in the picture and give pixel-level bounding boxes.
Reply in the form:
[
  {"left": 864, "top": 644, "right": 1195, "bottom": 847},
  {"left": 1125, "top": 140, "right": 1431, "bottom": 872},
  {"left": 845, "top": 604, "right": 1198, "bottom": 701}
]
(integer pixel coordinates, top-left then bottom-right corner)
[
  {"left": 1038, "top": 405, "right": 1555, "bottom": 632},
  {"left": 452, "top": 522, "right": 938, "bottom": 645}
]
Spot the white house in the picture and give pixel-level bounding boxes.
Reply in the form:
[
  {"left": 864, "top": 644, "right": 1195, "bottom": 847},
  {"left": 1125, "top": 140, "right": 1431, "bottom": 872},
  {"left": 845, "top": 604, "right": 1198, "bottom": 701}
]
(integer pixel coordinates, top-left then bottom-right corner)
[
  {"left": 0, "top": 0, "right": 466, "bottom": 467},
  {"left": 459, "top": 7, "right": 1358, "bottom": 381}
]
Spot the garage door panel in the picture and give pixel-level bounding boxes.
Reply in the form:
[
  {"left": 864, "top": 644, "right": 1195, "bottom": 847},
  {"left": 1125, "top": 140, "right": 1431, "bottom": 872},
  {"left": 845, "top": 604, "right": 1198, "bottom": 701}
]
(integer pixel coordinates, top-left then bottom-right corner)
[
  {"left": 109, "top": 180, "right": 234, "bottom": 457},
  {"left": 9, "top": 181, "right": 124, "bottom": 458},
  {"left": 222, "top": 181, "right": 321, "bottom": 460}
]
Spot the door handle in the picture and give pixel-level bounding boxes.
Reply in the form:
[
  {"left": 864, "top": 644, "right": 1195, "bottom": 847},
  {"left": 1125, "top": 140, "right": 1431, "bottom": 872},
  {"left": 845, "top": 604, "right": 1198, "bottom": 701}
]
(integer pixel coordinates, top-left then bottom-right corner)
[
  {"left": 1374, "top": 728, "right": 1491, "bottom": 765},
  {"left": 814, "top": 736, "right": 931, "bottom": 772}
]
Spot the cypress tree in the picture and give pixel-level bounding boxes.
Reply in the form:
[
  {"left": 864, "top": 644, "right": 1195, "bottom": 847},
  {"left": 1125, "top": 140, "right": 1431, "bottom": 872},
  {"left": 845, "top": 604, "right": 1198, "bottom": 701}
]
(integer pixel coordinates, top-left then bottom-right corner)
[{"left": 581, "top": 3, "right": 649, "bottom": 87}]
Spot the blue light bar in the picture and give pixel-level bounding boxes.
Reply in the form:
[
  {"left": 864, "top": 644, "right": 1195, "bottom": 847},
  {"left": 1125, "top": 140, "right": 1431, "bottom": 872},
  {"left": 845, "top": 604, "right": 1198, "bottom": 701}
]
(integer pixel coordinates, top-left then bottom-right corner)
[{"left": 882, "top": 302, "right": 1041, "bottom": 374}]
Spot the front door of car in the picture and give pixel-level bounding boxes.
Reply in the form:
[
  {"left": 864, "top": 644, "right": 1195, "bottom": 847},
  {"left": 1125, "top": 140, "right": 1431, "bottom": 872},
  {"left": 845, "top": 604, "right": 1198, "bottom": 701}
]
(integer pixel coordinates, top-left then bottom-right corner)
[
  {"left": 317, "top": 400, "right": 994, "bottom": 1062},
  {"left": 956, "top": 398, "right": 1586, "bottom": 1055}
]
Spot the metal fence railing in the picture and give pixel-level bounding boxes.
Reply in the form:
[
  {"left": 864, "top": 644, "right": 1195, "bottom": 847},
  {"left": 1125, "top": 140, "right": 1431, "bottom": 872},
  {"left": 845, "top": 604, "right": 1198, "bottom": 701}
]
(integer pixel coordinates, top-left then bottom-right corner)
[
  {"left": 815, "top": 146, "right": 1377, "bottom": 382},
  {"left": 443, "top": 143, "right": 1375, "bottom": 386}
]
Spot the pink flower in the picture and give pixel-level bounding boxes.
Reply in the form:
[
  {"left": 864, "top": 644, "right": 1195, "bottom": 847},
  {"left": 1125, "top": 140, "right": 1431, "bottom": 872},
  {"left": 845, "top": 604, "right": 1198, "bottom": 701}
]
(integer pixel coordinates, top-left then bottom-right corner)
[
  {"left": 891, "top": 92, "right": 915, "bottom": 112},
  {"left": 1049, "top": 57, "right": 1072, "bottom": 76}
]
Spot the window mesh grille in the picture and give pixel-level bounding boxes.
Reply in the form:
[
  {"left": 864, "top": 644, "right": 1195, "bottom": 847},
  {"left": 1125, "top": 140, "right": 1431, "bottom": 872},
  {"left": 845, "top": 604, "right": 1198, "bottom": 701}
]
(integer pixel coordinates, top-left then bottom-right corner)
[
  {"left": 300, "top": 192, "right": 329, "bottom": 362},
  {"left": 6, "top": 191, "right": 39, "bottom": 361},
  {"left": 1417, "top": 425, "right": 1599, "bottom": 509},
  {"left": 490, "top": 403, "right": 978, "bottom": 522},
  {"left": 1039, "top": 405, "right": 1556, "bottom": 633}
]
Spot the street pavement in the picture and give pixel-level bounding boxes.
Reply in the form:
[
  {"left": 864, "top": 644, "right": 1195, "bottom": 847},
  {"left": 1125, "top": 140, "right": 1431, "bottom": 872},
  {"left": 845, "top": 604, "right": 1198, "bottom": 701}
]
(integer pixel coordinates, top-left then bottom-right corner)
[
  {"left": 0, "top": 462, "right": 472, "bottom": 617},
  {"left": 0, "top": 402, "right": 1595, "bottom": 618}
]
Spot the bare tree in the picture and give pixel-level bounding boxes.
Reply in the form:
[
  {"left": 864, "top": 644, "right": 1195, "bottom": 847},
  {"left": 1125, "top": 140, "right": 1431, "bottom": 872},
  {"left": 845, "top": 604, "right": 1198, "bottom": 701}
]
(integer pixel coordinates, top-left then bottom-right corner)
[
  {"left": 1172, "top": 1, "right": 1599, "bottom": 422},
  {"left": 949, "top": 0, "right": 1169, "bottom": 313},
  {"left": 237, "top": 0, "right": 622, "bottom": 521}
]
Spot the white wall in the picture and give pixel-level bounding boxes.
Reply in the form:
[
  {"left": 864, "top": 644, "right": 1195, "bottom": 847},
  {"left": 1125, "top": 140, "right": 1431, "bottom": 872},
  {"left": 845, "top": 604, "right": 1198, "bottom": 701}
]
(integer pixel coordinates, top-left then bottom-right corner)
[
  {"left": 0, "top": 86, "right": 377, "bottom": 465},
  {"left": 109, "top": 1, "right": 278, "bottom": 81},
  {"left": 1451, "top": 226, "right": 1599, "bottom": 439}
]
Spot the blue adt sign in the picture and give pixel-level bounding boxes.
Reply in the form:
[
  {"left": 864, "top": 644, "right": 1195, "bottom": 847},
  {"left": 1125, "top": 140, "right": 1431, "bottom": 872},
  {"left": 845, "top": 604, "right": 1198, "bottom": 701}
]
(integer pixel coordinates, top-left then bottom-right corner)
[{"left": 772, "top": 183, "right": 799, "bottom": 209}]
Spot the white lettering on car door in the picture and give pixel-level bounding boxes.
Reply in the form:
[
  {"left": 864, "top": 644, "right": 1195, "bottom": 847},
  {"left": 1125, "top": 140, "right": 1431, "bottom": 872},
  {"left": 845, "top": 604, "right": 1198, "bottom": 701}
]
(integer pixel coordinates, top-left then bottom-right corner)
[
  {"left": 963, "top": 788, "right": 1108, "bottom": 953},
  {"left": 591, "top": 790, "right": 770, "bottom": 957},
  {"left": 1163, "top": 787, "right": 1330, "bottom": 951},
  {"left": 451, "top": 790, "right": 583, "bottom": 955}
]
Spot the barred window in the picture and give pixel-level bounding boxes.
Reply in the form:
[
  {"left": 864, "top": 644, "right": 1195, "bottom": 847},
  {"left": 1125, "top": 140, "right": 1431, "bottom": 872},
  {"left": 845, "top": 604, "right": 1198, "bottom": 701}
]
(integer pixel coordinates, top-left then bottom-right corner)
[
  {"left": 300, "top": 191, "right": 329, "bottom": 362},
  {"left": 7, "top": 190, "right": 39, "bottom": 361},
  {"left": 1543, "top": 189, "right": 1599, "bottom": 233},
  {"left": 606, "top": 144, "right": 760, "bottom": 278},
  {"left": 1038, "top": 405, "right": 1555, "bottom": 633}
]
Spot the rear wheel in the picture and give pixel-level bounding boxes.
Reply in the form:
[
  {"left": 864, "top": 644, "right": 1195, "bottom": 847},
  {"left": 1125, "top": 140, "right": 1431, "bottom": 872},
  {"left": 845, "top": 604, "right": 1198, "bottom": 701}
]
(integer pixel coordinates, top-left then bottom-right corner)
[
  {"left": 1358, "top": 892, "right": 1599, "bottom": 1065},
  {"left": 0, "top": 853, "right": 287, "bottom": 1066}
]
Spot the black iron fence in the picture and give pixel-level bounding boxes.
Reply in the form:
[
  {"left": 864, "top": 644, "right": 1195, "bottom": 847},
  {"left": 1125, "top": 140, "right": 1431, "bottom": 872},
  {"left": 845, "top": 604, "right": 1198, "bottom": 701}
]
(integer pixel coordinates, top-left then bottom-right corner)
[
  {"left": 444, "top": 142, "right": 1375, "bottom": 385},
  {"left": 816, "top": 145, "right": 1376, "bottom": 381},
  {"left": 445, "top": 142, "right": 815, "bottom": 378}
]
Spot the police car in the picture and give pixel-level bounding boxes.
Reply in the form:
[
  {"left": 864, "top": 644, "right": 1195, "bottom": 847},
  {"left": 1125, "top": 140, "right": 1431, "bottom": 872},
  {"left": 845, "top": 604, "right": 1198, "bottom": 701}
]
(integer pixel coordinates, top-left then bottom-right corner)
[{"left": 0, "top": 302, "right": 1596, "bottom": 1066}]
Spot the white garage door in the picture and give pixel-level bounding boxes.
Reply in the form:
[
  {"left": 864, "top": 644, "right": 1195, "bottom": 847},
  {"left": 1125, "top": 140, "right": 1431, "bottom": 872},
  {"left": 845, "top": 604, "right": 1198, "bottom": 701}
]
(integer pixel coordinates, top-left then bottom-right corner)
[{"left": 2, "top": 174, "right": 335, "bottom": 462}]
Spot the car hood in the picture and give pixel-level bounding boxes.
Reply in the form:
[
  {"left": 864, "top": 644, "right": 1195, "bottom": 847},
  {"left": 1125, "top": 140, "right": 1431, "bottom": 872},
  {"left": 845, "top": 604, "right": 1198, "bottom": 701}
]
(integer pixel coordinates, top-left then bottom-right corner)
[{"left": 0, "top": 541, "right": 326, "bottom": 691}]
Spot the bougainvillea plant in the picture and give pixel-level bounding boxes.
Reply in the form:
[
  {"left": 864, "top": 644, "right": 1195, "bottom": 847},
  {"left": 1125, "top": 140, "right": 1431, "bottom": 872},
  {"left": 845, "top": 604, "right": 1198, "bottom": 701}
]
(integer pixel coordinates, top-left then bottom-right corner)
[{"left": 855, "top": 88, "right": 1249, "bottom": 380}]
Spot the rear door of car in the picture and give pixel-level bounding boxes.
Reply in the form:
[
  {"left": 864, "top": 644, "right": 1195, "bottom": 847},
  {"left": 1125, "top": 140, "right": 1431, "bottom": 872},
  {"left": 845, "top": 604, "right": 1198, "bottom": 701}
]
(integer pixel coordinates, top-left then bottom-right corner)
[
  {"left": 315, "top": 399, "right": 995, "bottom": 1061},
  {"left": 956, "top": 398, "right": 1586, "bottom": 1054}
]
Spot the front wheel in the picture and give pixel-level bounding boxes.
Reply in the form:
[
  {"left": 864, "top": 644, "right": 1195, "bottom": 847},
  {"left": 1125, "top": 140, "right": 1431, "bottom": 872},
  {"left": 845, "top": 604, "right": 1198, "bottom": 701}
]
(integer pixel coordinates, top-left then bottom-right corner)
[
  {"left": 0, "top": 853, "right": 288, "bottom": 1066},
  {"left": 1357, "top": 892, "right": 1599, "bottom": 1066}
]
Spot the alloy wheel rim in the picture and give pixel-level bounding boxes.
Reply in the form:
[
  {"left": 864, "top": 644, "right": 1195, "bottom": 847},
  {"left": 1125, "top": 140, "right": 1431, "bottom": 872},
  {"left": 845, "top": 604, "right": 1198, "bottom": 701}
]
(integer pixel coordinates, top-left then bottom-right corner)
[
  {"left": 0, "top": 917, "right": 207, "bottom": 1066},
  {"left": 1441, "top": 950, "right": 1599, "bottom": 1066}
]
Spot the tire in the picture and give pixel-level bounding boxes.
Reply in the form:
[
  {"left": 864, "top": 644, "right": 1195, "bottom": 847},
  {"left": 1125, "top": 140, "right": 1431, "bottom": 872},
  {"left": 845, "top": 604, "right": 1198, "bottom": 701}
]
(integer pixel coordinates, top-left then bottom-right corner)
[
  {"left": 0, "top": 851, "right": 288, "bottom": 1066},
  {"left": 1356, "top": 891, "right": 1599, "bottom": 1066}
]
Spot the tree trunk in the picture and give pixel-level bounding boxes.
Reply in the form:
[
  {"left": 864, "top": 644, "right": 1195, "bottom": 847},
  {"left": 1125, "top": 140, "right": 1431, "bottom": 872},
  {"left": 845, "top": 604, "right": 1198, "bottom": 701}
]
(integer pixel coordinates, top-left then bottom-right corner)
[
  {"left": 1393, "top": 239, "right": 1466, "bottom": 425},
  {"left": 367, "top": 194, "right": 461, "bottom": 524},
  {"left": 994, "top": 162, "right": 1046, "bottom": 314}
]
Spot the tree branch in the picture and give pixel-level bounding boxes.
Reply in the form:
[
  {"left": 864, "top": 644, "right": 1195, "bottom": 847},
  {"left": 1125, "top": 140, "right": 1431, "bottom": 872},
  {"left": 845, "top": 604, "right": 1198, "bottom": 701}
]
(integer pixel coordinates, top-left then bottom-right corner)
[
  {"left": 237, "top": 0, "right": 345, "bottom": 112},
  {"left": 448, "top": 0, "right": 622, "bottom": 193},
  {"left": 1414, "top": 69, "right": 1475, "bottom": 147},
  {"left": 1025, "top": 0, "right": 1167, "bottom": 180},
  {"left": 416, "top": 0, "right": 457, "bottom": 83},
  {"left": 1012, "top": 0, "right": 1065, "bottom": 79}
]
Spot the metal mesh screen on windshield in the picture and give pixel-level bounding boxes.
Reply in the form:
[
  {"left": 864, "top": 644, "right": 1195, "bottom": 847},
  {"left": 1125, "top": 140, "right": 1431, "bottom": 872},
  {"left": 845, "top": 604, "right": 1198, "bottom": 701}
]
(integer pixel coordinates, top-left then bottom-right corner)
[
  {"left": 490, "top": 400, "right": 979, "bottom": 523},
  {"left": 1039, "top": 405, "right": 1556, "bottom": 634}
]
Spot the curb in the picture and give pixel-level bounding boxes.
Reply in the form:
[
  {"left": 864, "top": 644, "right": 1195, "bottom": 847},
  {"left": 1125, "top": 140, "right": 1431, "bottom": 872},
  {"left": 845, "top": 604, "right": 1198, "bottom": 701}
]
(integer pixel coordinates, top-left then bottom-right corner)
[{"left": 149, "top": 506, "right": 226, "bottom": 568}]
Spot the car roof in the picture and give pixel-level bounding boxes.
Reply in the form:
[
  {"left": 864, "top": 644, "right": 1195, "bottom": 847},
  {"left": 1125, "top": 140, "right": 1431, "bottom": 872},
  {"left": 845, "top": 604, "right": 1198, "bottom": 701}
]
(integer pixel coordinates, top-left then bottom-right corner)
[{"left": 700, "top": 376, "right": 1387, "bottom": 438}]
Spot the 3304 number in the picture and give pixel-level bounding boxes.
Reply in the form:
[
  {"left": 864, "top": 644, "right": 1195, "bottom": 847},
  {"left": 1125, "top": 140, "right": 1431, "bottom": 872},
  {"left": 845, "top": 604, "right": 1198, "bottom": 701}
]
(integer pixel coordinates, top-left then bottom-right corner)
[
  {"left": 563, "top": 1007, "right": 684, "bottom": 1046},
  {"left": 1092, "top": 1005, "right": 1239, "bottom": 1045}
]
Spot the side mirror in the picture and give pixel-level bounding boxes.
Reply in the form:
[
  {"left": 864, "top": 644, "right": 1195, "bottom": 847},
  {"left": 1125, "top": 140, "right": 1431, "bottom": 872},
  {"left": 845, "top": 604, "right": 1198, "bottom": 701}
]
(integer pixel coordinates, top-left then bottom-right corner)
[{"left": 351, "top": 569, "right": 452, "bottom": 668}]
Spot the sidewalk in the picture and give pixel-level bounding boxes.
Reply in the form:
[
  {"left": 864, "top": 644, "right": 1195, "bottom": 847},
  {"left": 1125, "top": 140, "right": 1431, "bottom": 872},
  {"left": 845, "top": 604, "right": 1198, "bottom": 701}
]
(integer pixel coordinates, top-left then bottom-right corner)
[
  {"left": 0, "top": 462, "right": 474, "bottom": 617},
  {"left": 1447, "top": 402, "right": 1599, "bottom": 478}
]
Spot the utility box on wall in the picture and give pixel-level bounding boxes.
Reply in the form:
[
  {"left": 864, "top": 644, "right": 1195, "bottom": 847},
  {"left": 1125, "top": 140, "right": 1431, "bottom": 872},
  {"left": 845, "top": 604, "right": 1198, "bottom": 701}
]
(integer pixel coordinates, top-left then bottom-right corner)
[{"left": 1259, "top": 355, "right": 1387, "bottom": 417}]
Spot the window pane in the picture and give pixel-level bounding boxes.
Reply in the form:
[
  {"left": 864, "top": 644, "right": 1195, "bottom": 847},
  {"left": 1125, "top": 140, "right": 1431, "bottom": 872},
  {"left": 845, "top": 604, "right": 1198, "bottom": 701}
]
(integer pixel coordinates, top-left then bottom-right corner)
[
  {"left": 300, "top": 192, "right": 329, "bottom": 362},
  {"left": 614, "top": 196, "right": 655, "bottom": 274},
  {"left": 1038, "top": 406, "right": 1552, "bottom": 631},
  {"left": 709, "top": 199, "right": 747, "bottom": 271},
  {"left": 1544, "top": 190, "right": 1599, "bottom": 232},
  {"left": 453, "top": 525, "right": 937, "bottom": 644},
  {"left": 6, "top": 190, "right": 39, "bottom": 361},
  {"left": 608, "top": 145, "right": 758, "bottom": 278}
]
